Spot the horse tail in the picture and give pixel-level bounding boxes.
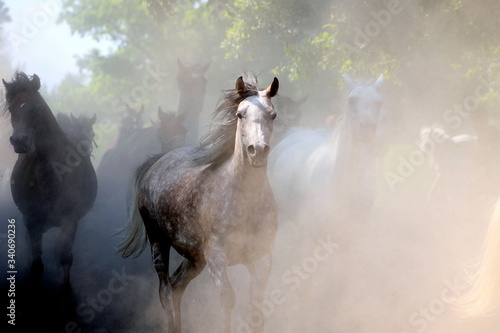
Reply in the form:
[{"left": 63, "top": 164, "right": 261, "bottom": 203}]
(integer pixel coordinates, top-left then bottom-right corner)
[
  {"left": 117, "top": 154, "right": 164, "bottom": 258},
  {"left": 456, "top": 198, "right": 500, "bottom": 317}
]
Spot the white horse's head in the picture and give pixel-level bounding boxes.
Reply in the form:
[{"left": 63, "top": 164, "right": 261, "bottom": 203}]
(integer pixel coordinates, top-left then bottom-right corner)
[
  {"left": 343, "top": 73, "right": 384, "bottom": 142},
  {"left": 235, "top": 76, "right": 279, "bottom": 167}
]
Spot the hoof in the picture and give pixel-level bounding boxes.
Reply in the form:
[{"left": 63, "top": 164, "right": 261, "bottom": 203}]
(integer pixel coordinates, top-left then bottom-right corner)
[
  {"left": 61, "top": 282, "right": 72, "bottom": 297},
  {"left": 29, "top": 260, "right": 44, "bottom": 284},
  {"left": 58, "top": 282, "right": 74, "bottom": 307}
]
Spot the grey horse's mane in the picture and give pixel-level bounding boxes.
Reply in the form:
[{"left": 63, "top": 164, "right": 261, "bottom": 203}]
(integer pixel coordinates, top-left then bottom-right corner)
[{"left": 193, "top": 73, "right": 259, "bottom": 167}]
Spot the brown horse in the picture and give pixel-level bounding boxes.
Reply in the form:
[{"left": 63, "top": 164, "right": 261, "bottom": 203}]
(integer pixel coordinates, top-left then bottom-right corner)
[
  {"left": 127, "top": 106, "right": 186, "bottom": 161},
  {"left": 177, "top": 59, "right": 210, "bottom": 145},
  {"left": 3, "top": 72, "right": 97, "bottom": 292},
  {"left": 119, "top": 74, "right": 279, "bottom": 332},
  {"left": 96, "top": 105, "right": 186, "bottom": 212}
]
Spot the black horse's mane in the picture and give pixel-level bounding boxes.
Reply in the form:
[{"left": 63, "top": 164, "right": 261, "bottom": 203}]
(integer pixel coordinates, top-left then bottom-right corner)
[{"left": 3, "top": 71, "right": 41, "bottom": 103}]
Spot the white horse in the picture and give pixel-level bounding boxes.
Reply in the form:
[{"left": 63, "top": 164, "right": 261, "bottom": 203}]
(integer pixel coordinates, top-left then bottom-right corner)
[
  {"left": 457, "top": 197, "right": 500, "bottom": 317},
  {"left": 268, "top": 73, "right": 384, "bottom": 232}
]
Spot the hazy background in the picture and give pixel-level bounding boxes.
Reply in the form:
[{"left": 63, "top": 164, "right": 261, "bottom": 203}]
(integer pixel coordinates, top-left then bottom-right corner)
[{"left": 1, "top": 0, "right": 500, "bottom": 332}]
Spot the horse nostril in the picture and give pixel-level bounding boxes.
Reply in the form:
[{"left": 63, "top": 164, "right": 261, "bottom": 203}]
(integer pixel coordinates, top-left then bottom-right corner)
[
  {"left": 247, "top": 145, "right": 256, "bottom": 156},
  {"left": 10, "top": 134, "right": 30, "bottom": 153},
  {"left": 263, "top": 144, "right": 270, "bottom": 157},
  {"left": 10, "top": 135, "right": 26, "bottom": 145}
]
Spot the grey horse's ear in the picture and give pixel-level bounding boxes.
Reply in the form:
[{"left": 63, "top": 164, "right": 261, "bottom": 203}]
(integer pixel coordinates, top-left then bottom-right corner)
[
  {"left": 343, "top": 73, "right": 355, "bottom": 90},
  {"left": 266, "top": 77, "right": 279, "bottom": 98},
  {"left": 374, "top": 74, "right": 383, "bottom": 90},
  {"left": 90, "top": 113, "right": 97, "bottom": 124},
  {"left": 31, "top": 74, "right": 41, "bottom": 91},
  {"left": 71, "top": 113, "right": 78, "bottom": 123},
  {"left": 236, "top": 76, "right": 246, "bottom": 95}
]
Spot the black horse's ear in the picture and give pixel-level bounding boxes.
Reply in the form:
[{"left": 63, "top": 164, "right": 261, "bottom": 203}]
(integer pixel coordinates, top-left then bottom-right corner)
[
  {"left": 2, "top": 78, "right": 9, "bottom": 89},
  {"left": 266, "top": 77, "right": 279, "bottom": 98},
  {"left": 236, "top": 76, "right": 246, "bottom": 95},
  {"left": 158, "top": 106, "right": 166, "bottom": 121},
  {"left": 31, "top": 74, "right": 41, "bottom": 91}
]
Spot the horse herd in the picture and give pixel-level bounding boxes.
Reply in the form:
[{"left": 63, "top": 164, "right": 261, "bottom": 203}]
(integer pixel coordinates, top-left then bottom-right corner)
[{"left": 1, "top": 67, "right": 498, "bottom": 332}]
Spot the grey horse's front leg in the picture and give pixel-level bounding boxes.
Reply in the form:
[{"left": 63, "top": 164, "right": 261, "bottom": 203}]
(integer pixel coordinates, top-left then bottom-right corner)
[
  {"left": 205, "top": 238, "right": 236, "bottom": 333},
  {"left": 247, "top": 254, "right": 273, "bottom": 333}
]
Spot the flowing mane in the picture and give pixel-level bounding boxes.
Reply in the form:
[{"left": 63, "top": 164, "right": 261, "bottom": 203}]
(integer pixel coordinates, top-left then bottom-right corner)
[
  {"left": 194, "top": 73, "right": 259, "bottom": 166},
  {"left": 3, "top": 71, "right": 41, "bottom": 105}
]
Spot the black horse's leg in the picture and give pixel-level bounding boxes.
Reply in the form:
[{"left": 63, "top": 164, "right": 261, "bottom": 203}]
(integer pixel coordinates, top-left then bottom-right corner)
[
  {"left": 205, "top": 240, "right": 236, "bottom": 333},
  {"left": 169, "top": 258, "right": 206, "bottom": 331},
  {"left": 57, "top": 219, "right": 78, "bottom": 294},
  {"left": 247, "top": 254, "right": 273, "bottom": 333},
  {"left": 26, "top": 218, "right": 44, "bottom": 284},
  {"left": 151, "top": 241, "right": 176, "bottom": 331}
]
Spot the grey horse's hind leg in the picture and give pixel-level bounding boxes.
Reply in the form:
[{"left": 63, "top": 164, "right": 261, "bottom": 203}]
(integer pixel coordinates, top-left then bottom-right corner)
[
  {"left": 151, "top": 241, "right": 177, "bottom": 331},
  {"left": 169, "top": 257, "right": 206, "bottom": 331}
]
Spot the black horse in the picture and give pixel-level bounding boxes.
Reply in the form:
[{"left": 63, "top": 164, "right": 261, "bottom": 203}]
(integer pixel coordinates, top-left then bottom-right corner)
[
  {"left": 56, "top": 112, "right": 98, "bottom": 155},
  {"left": 3, "top": 72, "right": 97, "bottom": 292}
]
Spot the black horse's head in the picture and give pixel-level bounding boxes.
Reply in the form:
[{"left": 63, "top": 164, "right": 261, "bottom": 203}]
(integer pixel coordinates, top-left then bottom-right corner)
[
  {"left": 3, "top": 72, "right": 43, "bottom": 154},
  {"left": 121, "top": 104, "right": 144, "bottom": 138}
]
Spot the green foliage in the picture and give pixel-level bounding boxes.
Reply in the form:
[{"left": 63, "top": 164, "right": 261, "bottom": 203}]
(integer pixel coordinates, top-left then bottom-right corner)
[
  {"left": 53, "top": 0, "right": 500, "bottom": 128},
  {"left": 57, "top": 0, "right": 226, "bottom": 123}
]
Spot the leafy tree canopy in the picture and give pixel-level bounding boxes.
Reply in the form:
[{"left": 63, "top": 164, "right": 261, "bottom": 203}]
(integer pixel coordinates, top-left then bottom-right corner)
[{"left": 55, "top": 0, "right": 500, "bottom": 131}]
